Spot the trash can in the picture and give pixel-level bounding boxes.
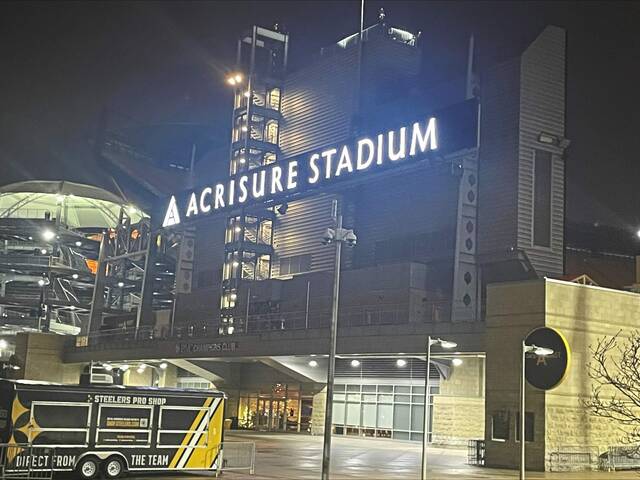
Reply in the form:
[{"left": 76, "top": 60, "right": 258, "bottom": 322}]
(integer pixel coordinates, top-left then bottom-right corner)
[{"left": 224, "top": 418, "right": 233, "bottom": 430}]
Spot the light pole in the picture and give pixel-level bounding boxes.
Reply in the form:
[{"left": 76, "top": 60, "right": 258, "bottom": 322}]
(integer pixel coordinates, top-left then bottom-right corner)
[
  {"left": 422, "top": 336, "right": 457, "bottom": 480},
  {"left": 320, "top": 202, "right": 357, "bottom": 480},
  {"left": 520, "top": 342, "right": 553, "bottom": 480}
]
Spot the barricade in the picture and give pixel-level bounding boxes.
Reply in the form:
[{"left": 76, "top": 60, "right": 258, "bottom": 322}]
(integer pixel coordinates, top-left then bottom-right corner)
[
  {"left": 467, "top": 439, "right": 485, "bottom": 466},
  {"left": 217, "top": 441, "right": 256, "bottom": 476},
  {"left": 604, "top": 445, "right": 640, "bottom": 471},
  {"left": 0, "top": 444, "right": 55, "bottom": 480},
  {"left": 548, "top": 445, "right": 599, "bottom": 471}
]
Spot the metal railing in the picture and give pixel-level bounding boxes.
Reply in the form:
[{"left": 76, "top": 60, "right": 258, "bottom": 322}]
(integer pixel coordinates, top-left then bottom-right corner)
[
  {"left": 216, "top": 441, "right": 255, "bottom": 476},
  {"left": 548, "top": 446, "right": 599, "bottom": 471},
  {"left": 467, "top": 439, "right": 485, "bottom": 466},
  {"left": 71, "top": 300, "right": 451, "bottom": 350},
  {"left": 0, "top": 444, "right": 55, "bottom": 480}
]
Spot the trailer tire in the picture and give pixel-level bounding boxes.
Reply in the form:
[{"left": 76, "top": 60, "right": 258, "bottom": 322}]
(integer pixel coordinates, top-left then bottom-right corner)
[
  {"left": 77, "top": 456, "right": 100, "bottom": 479},
  {"left": 103, "top": 456, "right": 125, "bottom": 479}
]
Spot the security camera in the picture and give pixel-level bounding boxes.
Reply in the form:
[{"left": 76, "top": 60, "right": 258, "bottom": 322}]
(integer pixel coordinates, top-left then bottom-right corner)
[
  {"left": 321, "top": 228, "right": 335, "bottom": 245},
  {"left": 344, "top": 230, "right": 357, "bottom": 247}
]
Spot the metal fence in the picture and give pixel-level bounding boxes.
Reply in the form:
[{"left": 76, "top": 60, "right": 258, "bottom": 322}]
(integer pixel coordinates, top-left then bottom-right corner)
[
  {"left": 0, "top": 444, "right": 55, "bottom": 480},
  {"left": 548, "top": 446, "right": 600, "bottom": 471},
  {"left": 467, "top": 439, "right": 485, "bottom": 466},
  {"left": 217, "top": 441, "right": 256, "bottom": 476},
  {"left": 602, "top": 445, "right": 640, "bottom": 471}
]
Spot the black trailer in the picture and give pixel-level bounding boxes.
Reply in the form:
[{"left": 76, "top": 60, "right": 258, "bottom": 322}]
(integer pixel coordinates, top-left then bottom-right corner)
[{"left": 0, "top": 379, "right": 226, "bottom": 479}]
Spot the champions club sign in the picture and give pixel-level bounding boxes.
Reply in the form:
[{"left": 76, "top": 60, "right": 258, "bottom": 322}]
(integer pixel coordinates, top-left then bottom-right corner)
[{"left": 161, "top": 100, "right": 479, "bottom": 228}]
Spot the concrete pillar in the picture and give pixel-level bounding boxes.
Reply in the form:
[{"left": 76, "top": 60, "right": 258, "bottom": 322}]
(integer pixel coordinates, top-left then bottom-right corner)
[
  {"left": 159, "top": 364, "right": 178, "bottom": 387},
  {"left": 13, "top": 332, "right": 67, "bottom": 382},
  {"left": 484, "top": 280, "right": 547, "bottom": 471},
  {"left": 310, "top": 387, "right": 327, "bottom": 435}
]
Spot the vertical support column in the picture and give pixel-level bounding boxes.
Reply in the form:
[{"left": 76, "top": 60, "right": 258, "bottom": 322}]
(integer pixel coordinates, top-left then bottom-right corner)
[
  {"left": 451, "top": 151, "right": 479, "bottom": 322},
  {"left": 86, "top": 233, "right": 109, "bottom": 336}
]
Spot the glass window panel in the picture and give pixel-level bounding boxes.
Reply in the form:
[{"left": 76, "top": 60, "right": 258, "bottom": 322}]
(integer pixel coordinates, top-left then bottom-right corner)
[
  {"left": 362, "top": 385, "right": 376, "bottom": 393},
  {"left": 395, "top": 386, "right": 410, "bottom": 394},
  {"left": 412, "top": 386, "right": 425, "bottom": 395},
  {"left": 347, "top": 394, "right": 361, "bottom": 402},
  {"left": 412, "top": 395, "right": 425, "bottom": 404},
  {"left": 362, "top": 404, "right": 376, "bottom": 427},
  {"left": 332, "top": 402, "right": 345, "bottom": 425},
  {"left": 244, "top": 216, "right": 258, "bottom": 243},
  {"left": 335, "top": 384, "right": 346, "bottom": 391},
  {"left": 393, "top": 431, "right": 410, "bottom": 440},
  {"left": 347, "top": 385, "right": 360, "bottom": 392},
  {"left": 256, "top": 254, "right": 271, "bottom": 281},
  {"left": 378, "top": 394, "right": 393, "bottom": 404},
  {"left": 346, "top": 403, "right": 360, "bottom": 426},
  {"left": 258, "top": 220, "right": 272, "bottom": 244},
  {"left": 410, "top": 432, "right": 424, "bottom": 442},
  {"left": 394, "top": 395, "right": 411, "bottom": 403},
  {"left": 333, "top": 394, "right": 345, "bottom": 401},
  {"left": 377, "top": 404, "right": 393, "bottom": 429},
  {"left": 411, "top": 405, "right": 424, "bottom": 431},
  {"left": 378, "top": 386, "right": 393, "bottom": 393},
  {"left": 362, "top": 394, "right": 376, "bottom": 402},
  {"left": 394, "top": 404, "right": 411, "bottom": 431}
]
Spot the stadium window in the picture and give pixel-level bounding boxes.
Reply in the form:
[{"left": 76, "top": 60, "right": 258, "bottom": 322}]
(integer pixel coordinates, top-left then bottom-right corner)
[
  {"left": 533, "top": 150, "right": 552, "bottom": 247},
  {"left": 490, "top": 411, "right": 509, "bottom": 442},
  {"left": 279, "top": 254, "right": 311, "bottom": 276}
]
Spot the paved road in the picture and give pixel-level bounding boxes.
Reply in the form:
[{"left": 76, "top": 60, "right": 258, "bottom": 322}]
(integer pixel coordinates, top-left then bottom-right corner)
[{"left": 131, "top": 431, "right": 638, "bottom": 480}]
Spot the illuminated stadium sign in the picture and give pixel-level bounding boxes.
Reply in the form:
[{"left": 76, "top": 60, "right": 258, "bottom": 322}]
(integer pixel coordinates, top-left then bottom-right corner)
[{"left": 162, "top": 99, "right": 479, "bottom": 228}]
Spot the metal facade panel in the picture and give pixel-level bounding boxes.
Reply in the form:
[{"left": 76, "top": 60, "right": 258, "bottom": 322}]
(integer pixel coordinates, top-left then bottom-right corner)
[
  {"left": 271, "top": 194, "right": 338, "bottom": 277},
  {"left": 279, "top": 47, "right": 359, "bottom": 158},
  {"left": 477, "top": 57, "right": 521, "bottom": 255},
  {"left": 517, "top": 26, "right": 566, "bottom": 276}
]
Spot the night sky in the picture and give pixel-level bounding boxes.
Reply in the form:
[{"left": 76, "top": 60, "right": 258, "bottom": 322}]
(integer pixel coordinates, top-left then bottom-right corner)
[{"left": 1, "top": 1, "right": 639, "bottom": 234}]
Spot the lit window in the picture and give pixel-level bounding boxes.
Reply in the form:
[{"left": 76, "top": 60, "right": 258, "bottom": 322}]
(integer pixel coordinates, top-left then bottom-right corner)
[
  {"left": 256, "top": 254, "right": 271, "bottom": 280},
  {"left": 263, "top": 152, "right": 277, "bottom": 165},
  {"left": 267, "top": 88, "right": 281, "bottom": 110},
  {"left": 266, "top": 120, "right": 279, "bottom": 144}
]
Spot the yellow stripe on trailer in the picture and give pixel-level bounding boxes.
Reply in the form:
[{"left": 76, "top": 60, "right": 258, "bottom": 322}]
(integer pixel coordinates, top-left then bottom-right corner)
[
  {"left": 183, "top": 397, "right": 225, "bottom": 469},
  {"left": 168, "top": 397, "right": 214, "bottom": 469}
]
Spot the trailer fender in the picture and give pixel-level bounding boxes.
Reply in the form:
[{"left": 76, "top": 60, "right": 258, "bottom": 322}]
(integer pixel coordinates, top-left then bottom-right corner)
[{"left": 77, "top": 451, "right": 129, "bottom": 470}]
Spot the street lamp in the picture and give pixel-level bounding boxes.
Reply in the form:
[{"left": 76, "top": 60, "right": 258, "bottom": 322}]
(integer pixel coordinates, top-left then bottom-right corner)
[
  {"left": 520, "top": 342, "right": 553, "bottom": 480},
  {"left": 320, "top": 201, "right": 357, "bottom": 480},
  {"left": 422, "top": 336, "right": 457, "bottom": 480}
]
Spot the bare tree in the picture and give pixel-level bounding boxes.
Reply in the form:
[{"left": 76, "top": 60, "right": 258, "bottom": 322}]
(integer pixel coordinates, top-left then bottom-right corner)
[{"left": 584, "top": 330, "right": 640, "bottom": 445}]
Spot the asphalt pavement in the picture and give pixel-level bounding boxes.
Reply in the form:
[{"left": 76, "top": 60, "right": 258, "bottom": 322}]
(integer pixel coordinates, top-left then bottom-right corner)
[{"left": 130, "top": 431, "right": 639, "bottom": 480}]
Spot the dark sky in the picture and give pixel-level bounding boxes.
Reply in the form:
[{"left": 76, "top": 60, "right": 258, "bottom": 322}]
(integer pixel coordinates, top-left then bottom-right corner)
[{"left": 1, "top": 1, "right": 639, "bottom": 233}]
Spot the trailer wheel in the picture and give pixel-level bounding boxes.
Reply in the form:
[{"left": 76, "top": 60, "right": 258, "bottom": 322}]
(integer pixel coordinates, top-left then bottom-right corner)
[
  {"left": 104, "top": 456, "right": 125, "bottom": 479},
  {"left": 77, "top": 456, "right": 99, "bottom": 479}
]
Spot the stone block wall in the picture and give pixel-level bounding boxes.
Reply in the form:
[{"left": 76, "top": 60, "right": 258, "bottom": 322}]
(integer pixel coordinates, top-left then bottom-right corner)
[
  {"left": 485, "top": 278, "right": 640, "bottom": 471},
  {"left": 544, "top": 279, "right": 640, "bottom": 469},
  {"left": 432, "top": 356, "right": 485, "bottom": 445}
]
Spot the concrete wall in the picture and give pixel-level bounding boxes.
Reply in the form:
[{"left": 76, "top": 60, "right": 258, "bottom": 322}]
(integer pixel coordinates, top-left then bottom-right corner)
[
  {"left": 485, "top": 278, "right": 640, "bottom": 471},
  {"left": 432, "top": 357, "right": 485, "bottom": 446}
]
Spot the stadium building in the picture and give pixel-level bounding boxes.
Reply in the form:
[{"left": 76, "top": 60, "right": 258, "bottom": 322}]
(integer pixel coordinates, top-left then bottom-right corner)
[{"left": 8, "top": 15, "right": 640, "bottom": 472}]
